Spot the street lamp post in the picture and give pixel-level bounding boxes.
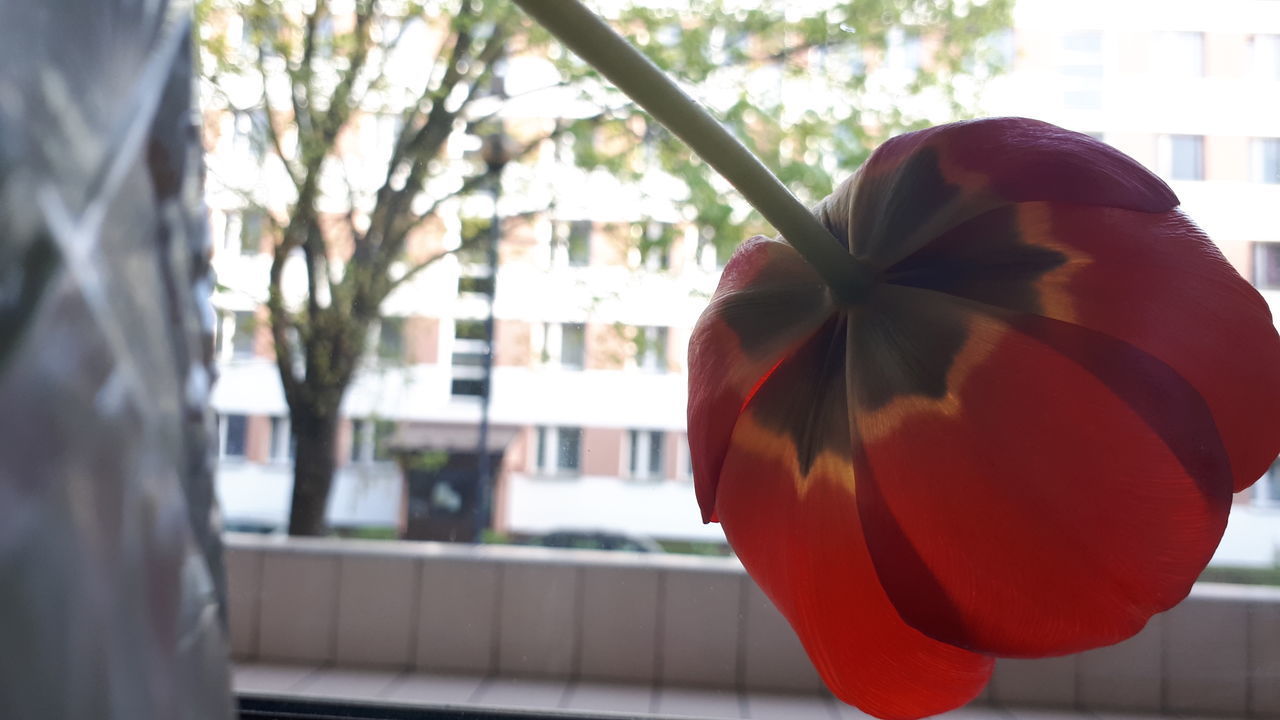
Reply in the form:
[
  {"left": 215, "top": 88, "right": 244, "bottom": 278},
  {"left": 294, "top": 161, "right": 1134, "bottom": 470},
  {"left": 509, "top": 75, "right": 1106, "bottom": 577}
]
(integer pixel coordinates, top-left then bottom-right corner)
[{"left": 474, "top": 130, "right": 509, "bottom": 543}]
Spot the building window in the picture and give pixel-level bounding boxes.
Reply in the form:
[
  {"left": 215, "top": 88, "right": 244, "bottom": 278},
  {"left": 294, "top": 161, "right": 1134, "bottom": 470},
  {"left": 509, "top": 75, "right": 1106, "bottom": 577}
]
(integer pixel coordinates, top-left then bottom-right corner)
[
  {"left": 1060, "top": 31, "right": 1103, "bottom": 110},
  {"left": 373, "top": 420, "right": 395, "bottom": 461},
  {"left": 218, "top": 209, "right": 264, "bottom": 256},
  {"left": 351, "top": 418, "right": 396, "bottom": 462},
  {"left": 458, "top": 274, "right": 495, "bottom": 297},
  {"left": 269, "top": 416, "right": 295, "bottom": 462},
  {"left": 697, "top": 232, "right": 730, "bottom": 271},
  {"left": 553, "top": 220, "right": 591, "bottom": 267},
  {"left": 214, "top": 311, "right": 229, "bottom": 359},
  {"left": 1256, "top": 459, "right": 1280, "bottom": 505},
  {"left": 231, "top": 311, "right": 256, "bottom": 359},
  {"left": 535, "top": 426, "right": 582, "bottom": 476},
  {"left": 629, "top": 430, "right": 665, "bottom": 480},
  {"left": 560, "top": 323, "right": 586, "bottom": 369},
  {"left": 1158, "top": 31, "right": 1204, "bottom": 76},
  {"left": 351, "top": 419, "right": 370, "bottom": 463},
  {"left": 638, "top": 222, "right": 673, "bottom": 271},
  {"left": 230, "top": 109, "right": 269, "bottom": 162},
  {"left": 377, "top": 317, "right": 404, "bottom": 361},
  {"left": 1252, "top": 138, "right": 1280, "bottom": 184},
  {"left": 1160, "top": 135, "right": 1204, "bottom": 181},
  {"left": 220, "top": 414, "right": 248, "bottom": 459},
  {"left": 886, "top": 27, "right": 922, "bottom": 72},
  {"left": 451, "top": 319, "right": 488, "bottom": 397},
  {"left": 1252, "top": 34, "right": 1280, "bottom": 80},
  {"left": 1254, "top": 243, "right": 1280, "bottom": 289},
  {"left": 241, "top": 209, "right": 264, "bottom": 255},
  {"left": 373, "top": 112, "right": 405, "bottom": 163},
  {"left": 536, "top": 322, "right": 585, "bottom": 370},
  {"left": 680, "top": 435, "right": 694, "bottom": 481},
  {"left": 634, "top": 326, "right": 668, "bottom": 373}
]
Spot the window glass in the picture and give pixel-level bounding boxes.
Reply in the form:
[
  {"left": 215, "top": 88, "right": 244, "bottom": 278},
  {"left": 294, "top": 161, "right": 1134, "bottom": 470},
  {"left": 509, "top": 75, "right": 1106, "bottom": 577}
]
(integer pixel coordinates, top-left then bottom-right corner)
[
  {"left": 565, "top": 220, "right": 591, "bottom": 267},
  {"left": 378, "top": 317, "right": 404, "bottom": 360},
  {"left": 560, "top": 323, "right": 586, "bottom": 369},
  {"left": 628, "top": 429, "right": 665, "bottom": 480},
  {"left": 1254, "top": 243, "right": 1280, "bottom": 289},
  {"left": 639, "top": 222, "right": 673, "bottom": 271},
  {"left": 193, "top": 6, "right": 1280, "bottom": 702},
  {"left": 1252, "top": 34, "right": 1280, "bottom": 79},
  {"left": 372, "top": 420, "right": 395, "bottom": 461},
  {"left": 350, "top": 419, "right": 369, "bottom": 463},
  {"left": 270, "top": 416, "right": 295, "bottom": 461},
  {"left": 451, "top": 318, "right": 488, "bottom": 397},
  {"left": 231, "top": 311, "right": 256, "bottom": 358},
  {"left": 458, "top": 275, "right": 495, "bottom": 296},
  {"left": 1253, "top": 138, "right": 1280, "bottom": 184},
  {"left": 1165, "top": 134, "right": 1204, "bottom": 180},
  {"left": 886, "top": 27, "right": 923, "bottom": 71},
  {"left": 1159, "top": 31, "right": 1204, "bottom": 76},
  {"left": 1060, "top": 31, "right": 1103, "bottom": 110},
  {"left": 535, "top": 426, "right": 582, "bottom": 475},
  {"left": 556, "top": 427, "right": 581, "bottom": 472},
  {"left": 635, "top": 326, "right": 668, "bottom": 373},
  {"left": 239, "top": 209, "right": 263, "bottom": 256},
  {"left": 454, "top": 319, "right": 486, "bottom": 341},
  {"left": 222, "top": 414, "right": 248, "bottom": 458},
  {"left": 1257, "top": 460, "right": 1280, "bottom": 504},
  {"left": 231, "top": 109, "right": 268, "bottom": 161}
]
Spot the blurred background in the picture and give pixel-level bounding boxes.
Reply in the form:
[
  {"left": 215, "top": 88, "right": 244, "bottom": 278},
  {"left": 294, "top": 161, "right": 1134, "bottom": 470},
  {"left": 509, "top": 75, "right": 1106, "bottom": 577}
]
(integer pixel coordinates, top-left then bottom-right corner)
[{"left": 197, "top": 0, "right": 1280, "bottom": 578}]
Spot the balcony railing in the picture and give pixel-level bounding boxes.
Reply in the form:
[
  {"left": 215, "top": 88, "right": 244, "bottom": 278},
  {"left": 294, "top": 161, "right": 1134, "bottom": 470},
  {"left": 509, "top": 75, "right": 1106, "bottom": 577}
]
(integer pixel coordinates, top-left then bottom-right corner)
[{"left": 226, "top": 534, "right": 1280, "bottom": 719}]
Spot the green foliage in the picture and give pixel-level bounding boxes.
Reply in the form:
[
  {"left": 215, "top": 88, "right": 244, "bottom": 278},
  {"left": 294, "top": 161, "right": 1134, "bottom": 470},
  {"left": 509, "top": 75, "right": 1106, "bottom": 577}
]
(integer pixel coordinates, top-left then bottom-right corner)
[
  {"left": 1199, "top": 565, "right": 1280, "bottom": 586},
  {"left": 548, "top": 0, "right": 1014, "bottom": 260},
  {"left": 405, "top": 449, "right": 450, "bottom": 473}
]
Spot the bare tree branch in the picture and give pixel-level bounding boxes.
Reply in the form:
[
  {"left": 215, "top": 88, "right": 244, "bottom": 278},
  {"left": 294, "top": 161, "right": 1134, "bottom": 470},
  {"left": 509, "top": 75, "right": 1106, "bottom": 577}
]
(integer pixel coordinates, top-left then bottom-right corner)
[
  {"left": 382, "top": 120, "right": 580, "bottom": 294},
  {"left": 254, "top": 53, "right": 304, "bottom": 188},
  {"left": 319, "top": 0, "right": 378, "bottom": 146}
]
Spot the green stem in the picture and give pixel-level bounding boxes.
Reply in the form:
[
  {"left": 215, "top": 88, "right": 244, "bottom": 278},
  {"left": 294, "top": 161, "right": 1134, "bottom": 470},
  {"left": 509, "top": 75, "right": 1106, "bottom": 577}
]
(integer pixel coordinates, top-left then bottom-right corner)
[{"left": 513, "top": 0, "right": 874, "bottom": 303}]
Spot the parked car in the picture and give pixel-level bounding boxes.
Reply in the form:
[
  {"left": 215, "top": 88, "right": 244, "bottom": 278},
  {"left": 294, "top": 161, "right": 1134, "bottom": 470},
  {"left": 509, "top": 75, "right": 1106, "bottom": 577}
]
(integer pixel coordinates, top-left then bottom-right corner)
[{"left": 529, "top": 530, "right": 664, "bottom": 553}]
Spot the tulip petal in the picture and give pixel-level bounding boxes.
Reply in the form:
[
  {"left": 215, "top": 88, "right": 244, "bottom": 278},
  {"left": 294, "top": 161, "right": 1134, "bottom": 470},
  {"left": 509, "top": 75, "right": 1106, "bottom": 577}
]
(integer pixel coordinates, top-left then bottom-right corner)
[
  {"left": 890, "top": 202, "right": 1280, "bottom": 492},
  {"left": 816, "top": 118, "right": 1177, "bottom": 268},
  {"left": 688, "top": 236, "right": 832, "bottom": 521},
  {"left": 851, "top": 285, "right": 1234, "bottom": 657},
  {"left": 715, "top": 316, "right": 993, "bottom": 720}
]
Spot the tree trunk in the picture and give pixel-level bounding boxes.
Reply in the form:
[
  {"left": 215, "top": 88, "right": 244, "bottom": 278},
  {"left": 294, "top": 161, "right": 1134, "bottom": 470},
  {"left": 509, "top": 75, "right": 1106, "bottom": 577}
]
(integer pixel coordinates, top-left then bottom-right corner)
[{"left": 287, "top": 408, "right": 340, "bottom": 536}]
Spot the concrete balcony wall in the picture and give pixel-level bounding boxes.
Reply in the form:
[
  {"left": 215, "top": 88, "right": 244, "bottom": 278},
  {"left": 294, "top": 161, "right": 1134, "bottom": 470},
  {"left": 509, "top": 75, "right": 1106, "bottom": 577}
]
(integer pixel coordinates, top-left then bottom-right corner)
[{"left": 225, "top": 534, "right": 1280, "bottom": 717}]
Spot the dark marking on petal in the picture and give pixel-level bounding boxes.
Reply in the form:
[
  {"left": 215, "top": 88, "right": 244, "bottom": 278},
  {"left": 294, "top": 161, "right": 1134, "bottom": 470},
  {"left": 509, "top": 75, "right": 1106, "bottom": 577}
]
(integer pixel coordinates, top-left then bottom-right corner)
[
  {"left": 844, "top": 206, "right": 1068, "bottom": 413},
  {"left": 718, "top": 284, "right": 829, "bottom": 356},
  {"left": 850, "top": 147, "right": 960, "bottom": 261},
  {"left": 747, "top": 316, "right": 851, "bottom": 476},
  {"left": 886, "top": 206, "right": 1068, "bottom": 315},
  {"left": 848, "top": 298, "right": 969, "bottom": 412}
]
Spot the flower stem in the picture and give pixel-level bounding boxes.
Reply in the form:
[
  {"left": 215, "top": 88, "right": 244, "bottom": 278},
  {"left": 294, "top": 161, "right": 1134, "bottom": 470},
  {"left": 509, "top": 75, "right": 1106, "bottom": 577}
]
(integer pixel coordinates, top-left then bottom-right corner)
[{"left": 512, "top": 0, "right": 875, "bottom": 303}]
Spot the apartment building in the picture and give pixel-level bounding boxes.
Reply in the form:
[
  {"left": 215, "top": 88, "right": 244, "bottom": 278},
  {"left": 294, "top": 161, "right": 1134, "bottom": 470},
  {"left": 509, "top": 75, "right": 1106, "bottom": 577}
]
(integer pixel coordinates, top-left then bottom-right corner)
[
  {"left": 985, "top": 0, "right": 1280, "bottom": 507},
  {"left": 208, "top": 0, "right": 1280, "bottom": 561},
  {"left": 978, "top": 0, "right": 1280, "bottom": 565}
]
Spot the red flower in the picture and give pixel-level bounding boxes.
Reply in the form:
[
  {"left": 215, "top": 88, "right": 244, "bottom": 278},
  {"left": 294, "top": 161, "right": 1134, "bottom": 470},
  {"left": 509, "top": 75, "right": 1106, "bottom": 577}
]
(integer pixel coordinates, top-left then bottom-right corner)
[{"left": 687, "top": 117, "right": 1280, "bottom": 720}]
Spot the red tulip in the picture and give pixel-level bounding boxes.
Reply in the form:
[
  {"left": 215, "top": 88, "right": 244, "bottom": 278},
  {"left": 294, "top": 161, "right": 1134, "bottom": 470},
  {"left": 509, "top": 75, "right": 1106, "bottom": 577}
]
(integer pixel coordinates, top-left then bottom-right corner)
[{"left": 687, "top": 117, "right": 1280, "bottom": 719}]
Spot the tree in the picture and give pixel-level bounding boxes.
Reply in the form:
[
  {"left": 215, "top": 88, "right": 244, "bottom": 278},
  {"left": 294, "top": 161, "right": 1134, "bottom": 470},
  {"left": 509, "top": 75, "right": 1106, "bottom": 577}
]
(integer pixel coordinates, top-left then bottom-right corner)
[{"left": 197, "top": 0, "right": 1012, "bottom": 536}]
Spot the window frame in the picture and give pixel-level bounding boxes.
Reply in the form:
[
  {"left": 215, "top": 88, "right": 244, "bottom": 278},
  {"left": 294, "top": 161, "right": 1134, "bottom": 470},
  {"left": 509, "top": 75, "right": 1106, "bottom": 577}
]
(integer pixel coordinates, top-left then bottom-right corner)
[
  {"left": 534, "top": 426, "right": 583, "bottom": 477},
  {"left": 627, "top": 429, "right": 665, "bottom": 481}
]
